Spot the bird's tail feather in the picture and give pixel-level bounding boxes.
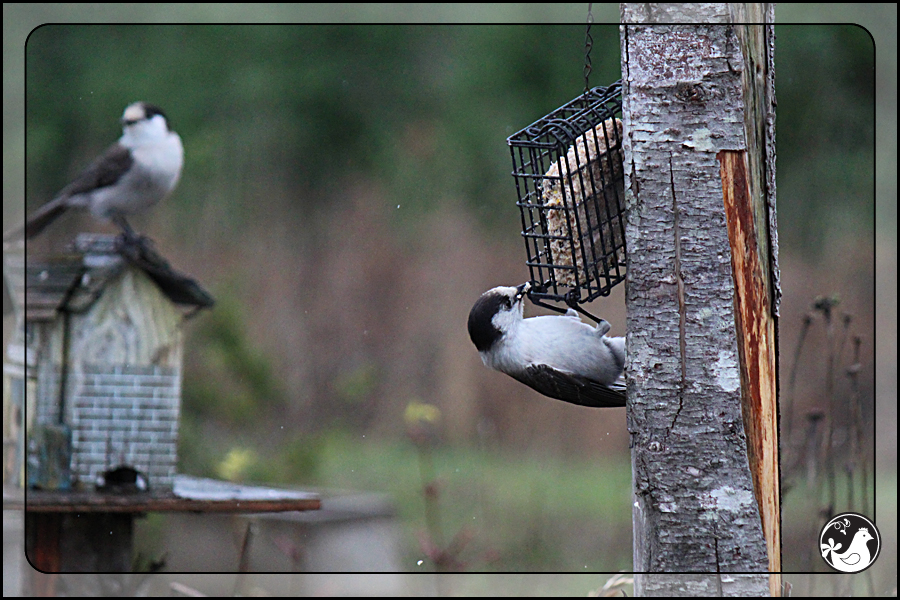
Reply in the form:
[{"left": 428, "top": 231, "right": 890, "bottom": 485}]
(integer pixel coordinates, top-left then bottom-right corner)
[{"left": 4, "top": 196, "right": 70, "bottom": 240}]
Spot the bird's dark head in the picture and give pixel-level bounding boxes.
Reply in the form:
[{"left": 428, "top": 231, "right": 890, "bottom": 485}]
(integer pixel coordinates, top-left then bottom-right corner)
[
  {"left": 467, "top": 283, "right": 530, "bottom": 352},
  {"left": 122, "top": 102, "right": 171, "bottom": 131}
]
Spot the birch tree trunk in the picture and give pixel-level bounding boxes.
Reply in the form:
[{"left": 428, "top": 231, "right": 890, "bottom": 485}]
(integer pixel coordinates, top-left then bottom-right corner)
[{"left": 621, "top": 3, "right": 780, "bottom": 596}]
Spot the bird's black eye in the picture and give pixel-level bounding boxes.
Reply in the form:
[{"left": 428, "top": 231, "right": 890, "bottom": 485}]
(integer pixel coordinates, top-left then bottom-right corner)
[{"left": 501, "top": 297, "right": 511, "bottom": 308}]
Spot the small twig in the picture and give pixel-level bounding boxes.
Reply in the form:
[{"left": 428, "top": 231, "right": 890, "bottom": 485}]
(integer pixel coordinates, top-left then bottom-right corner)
[
  {"left": 846, "top": 335, "right": 868, "bottom": 515},
  {"left": 812, "top": 296, "right": 839, "bottom": 517},
  {"left": 803, "top": 410, "right": 825, "bottom": 573},
  {"left": 233, "top": 520, "right": 256, "bottom": 595},
  {"left": 784, "top": 313, "right": 813, "bottom": 446}
]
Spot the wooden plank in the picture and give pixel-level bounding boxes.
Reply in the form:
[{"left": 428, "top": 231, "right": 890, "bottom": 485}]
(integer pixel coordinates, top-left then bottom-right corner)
[
  {"left": 18, "top": 475, "right": 321, "bottom": 514},
  {"left": 23, "top": 494, "right": 321, "bottom": 513}
]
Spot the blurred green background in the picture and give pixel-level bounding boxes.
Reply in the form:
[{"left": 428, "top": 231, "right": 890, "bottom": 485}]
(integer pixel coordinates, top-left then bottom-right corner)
[{"left": 4, "top": 3, "right": 895, "bottom": 595}]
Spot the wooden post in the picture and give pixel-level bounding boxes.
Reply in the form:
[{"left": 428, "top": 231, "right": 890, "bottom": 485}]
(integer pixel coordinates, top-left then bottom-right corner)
[{"left": 621, "top": 3, "right": 780, "bottom": 595}]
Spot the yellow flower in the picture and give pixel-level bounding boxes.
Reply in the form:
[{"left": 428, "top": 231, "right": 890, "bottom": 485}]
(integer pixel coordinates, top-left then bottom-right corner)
[
  {"left": 404, "top": 401, "right": 441, "bottom": 427},
  {"left": 216, "top": 447, "right": 257, "bottom": 482}
]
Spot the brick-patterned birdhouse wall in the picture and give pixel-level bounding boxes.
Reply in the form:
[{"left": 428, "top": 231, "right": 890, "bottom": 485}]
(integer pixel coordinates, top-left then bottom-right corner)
[
  {"left": 67, "top": 364, "right": 181, "bottom": 488},
  {"left": 35, "top": 266, "right": 184, "bottom": 490}
]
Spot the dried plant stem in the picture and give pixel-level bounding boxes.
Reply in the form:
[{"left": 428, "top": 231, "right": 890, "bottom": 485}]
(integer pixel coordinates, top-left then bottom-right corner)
[{"left": 784, "top": 314, "right": 812, "bottom": 445}]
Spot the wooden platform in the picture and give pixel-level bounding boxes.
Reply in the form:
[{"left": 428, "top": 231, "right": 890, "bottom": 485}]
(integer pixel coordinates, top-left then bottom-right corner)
[{"left": 5, "top": 475, "right": 321, "bottom": 514}]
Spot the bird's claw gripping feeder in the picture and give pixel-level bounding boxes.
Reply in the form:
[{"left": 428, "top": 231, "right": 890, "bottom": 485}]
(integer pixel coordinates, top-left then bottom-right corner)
[{"left": 507, "top": 81, "right": 626, "bottom": 323}]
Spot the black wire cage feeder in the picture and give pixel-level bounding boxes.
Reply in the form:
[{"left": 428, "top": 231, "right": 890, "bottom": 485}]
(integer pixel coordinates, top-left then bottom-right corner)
[{"left": 507, "top": 81, "right": 626, "bottom": 320}]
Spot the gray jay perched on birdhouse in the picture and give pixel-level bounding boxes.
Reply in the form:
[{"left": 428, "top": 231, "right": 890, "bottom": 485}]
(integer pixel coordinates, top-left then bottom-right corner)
[{"left": 6, "top": 101, "right": 183, "bottom": 240}]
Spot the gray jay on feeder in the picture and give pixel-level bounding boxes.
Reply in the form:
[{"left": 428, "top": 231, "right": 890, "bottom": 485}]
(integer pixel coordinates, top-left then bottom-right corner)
[{"left": 467, "top": 283, "right": 626, "bottom": 408}]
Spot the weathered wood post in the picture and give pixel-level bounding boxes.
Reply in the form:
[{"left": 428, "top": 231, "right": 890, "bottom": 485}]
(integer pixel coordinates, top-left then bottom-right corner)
[{"left": 621, "top": 3, "right": 780, "bottom": 595}]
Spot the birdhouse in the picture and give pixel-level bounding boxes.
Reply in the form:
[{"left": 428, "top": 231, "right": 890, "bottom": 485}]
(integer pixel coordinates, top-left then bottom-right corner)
[
  {"left": 507, "top": 81, "right": 626, "bottom": 310},
  {"left": 3, "top": 233, "right": 213, "bottom": 492}
]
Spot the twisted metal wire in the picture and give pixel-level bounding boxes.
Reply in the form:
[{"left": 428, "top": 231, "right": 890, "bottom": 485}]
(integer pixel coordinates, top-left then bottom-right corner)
[{"left": 583, "top": 3, "right": 594, "bottom": 96}]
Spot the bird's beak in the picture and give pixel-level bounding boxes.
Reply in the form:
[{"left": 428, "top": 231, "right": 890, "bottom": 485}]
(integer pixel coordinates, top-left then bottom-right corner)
[{"left": 515, "top": 282, "right": 532, "bottom": 300}]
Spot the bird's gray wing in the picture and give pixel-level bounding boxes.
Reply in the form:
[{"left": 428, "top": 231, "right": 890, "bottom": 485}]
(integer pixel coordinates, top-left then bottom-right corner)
[
  {"left": 17, "top": 144, "right": 134, "bottom": 239},
  {"left": 511, "top": 364, "right": 626, "bottom": 408},
  {"left": 56, "top": 143, "right": 134, "bottom": 198}
]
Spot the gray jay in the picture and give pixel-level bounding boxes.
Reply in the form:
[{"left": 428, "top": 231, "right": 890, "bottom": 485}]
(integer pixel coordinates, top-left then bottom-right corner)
[
  {"left": 468, "top": 283, "right": 626, "bottom": 408},
  {"left": 5, "top": 101, "right": 183, "bottom": 240}
]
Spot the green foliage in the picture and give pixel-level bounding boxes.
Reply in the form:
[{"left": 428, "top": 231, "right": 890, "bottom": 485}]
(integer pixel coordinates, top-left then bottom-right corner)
[
  {"left": 333, "top": 362, "right": 379, "bottom": 405},
  {"left": 179, "top": 294, "right": 287, "bottom": 451},
  {"left": 24, "top": 22, "right": 875, "bottom": 255},
  {"left": 24, "top": 24, "right": 620, "bottom": 228},
  {"left": 774, "top": 25, "right": 875, "bottom": 256},
  {"left": 303, "top": 431, "right": 634, "bottom": 571},
  {"left": 175, "top": 412, "right": 218, "bottom": 480}
]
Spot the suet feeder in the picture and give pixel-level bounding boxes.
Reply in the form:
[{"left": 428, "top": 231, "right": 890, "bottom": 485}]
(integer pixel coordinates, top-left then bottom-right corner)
[{"left": 508, "top": 81, "right": 626, "bottom": 316}]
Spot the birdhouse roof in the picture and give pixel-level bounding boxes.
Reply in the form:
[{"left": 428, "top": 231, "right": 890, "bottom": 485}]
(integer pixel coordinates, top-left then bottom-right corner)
[{"left": 3, "top": 234, "right": 214, "bottom": 322}]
